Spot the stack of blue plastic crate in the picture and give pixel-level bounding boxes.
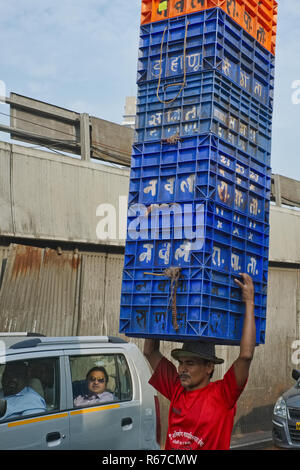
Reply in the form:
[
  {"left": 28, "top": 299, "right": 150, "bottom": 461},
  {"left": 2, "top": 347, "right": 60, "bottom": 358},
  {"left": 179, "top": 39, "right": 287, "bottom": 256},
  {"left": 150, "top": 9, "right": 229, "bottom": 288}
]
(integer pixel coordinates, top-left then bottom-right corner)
[{"left": 119, "top": 7, "right": 275, "bottom": 345}]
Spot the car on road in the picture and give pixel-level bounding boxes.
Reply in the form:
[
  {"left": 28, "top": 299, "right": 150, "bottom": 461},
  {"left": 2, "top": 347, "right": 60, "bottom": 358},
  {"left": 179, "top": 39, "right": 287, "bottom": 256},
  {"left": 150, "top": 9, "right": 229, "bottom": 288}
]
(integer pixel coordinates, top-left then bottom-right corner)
[
  {"left": 272, "top": 368, "right": 300, "bottom": 449},
  {"left": 0, "top": 333, "right": 160, "bottom": 450}
]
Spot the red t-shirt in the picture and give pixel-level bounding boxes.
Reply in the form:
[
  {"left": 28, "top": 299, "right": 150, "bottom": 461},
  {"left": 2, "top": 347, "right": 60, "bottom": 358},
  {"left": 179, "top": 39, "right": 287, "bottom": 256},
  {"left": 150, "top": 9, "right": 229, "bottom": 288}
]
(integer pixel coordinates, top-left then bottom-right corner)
[{"left": 149, "top": 357, "right": 246, "bottom": 450}]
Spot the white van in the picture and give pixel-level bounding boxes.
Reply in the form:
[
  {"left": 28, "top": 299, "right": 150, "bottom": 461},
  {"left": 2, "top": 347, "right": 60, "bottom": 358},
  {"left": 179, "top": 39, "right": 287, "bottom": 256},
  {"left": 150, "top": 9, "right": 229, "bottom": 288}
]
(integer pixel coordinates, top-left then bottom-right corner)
[{"left": 0, "top": 333, "right": 160, "bottom": 450}]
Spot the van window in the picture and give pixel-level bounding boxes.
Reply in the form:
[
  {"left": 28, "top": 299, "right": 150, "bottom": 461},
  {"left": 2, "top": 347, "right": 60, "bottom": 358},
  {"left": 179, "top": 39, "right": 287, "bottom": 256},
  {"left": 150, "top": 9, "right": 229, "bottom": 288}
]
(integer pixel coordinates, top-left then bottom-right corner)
[
  {"left": 69, "top": 354, "right": 133, "bottom": 408},
  {"left": 0, "top": 358, "right": 59, "bottom": 422}
]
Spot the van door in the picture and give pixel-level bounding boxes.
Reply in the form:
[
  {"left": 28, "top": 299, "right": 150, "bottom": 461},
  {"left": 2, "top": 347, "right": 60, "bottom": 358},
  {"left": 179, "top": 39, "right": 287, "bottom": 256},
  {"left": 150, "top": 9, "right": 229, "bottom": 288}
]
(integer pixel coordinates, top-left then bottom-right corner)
[
  {"left": 66, "top": 349, "right": 141, "bottom": 450},
  {"left": 0, "top": 353, "right": 70, "bottom": 450}
]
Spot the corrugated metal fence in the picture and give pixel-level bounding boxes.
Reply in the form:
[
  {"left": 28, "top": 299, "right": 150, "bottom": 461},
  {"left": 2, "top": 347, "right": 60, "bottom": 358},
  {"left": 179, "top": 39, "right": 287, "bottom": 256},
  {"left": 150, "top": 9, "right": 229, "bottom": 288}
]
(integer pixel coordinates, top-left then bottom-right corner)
[
  {"left": 1, "top": 242, "right": 300, "bottom": 443},
  {"left": 0, "top": 244, "right": 124, "bottom": 337},
  {"left": 0, "top": 243, "right": 180, "bottom": 444}
]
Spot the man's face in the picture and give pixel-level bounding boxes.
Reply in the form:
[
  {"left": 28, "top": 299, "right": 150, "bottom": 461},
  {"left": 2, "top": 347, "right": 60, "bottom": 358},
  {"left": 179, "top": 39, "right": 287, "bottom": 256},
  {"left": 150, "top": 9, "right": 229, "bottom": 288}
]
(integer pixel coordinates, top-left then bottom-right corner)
[
  {"left": 2, "top": 368, "right": 26, "bottom": 396},
  {"left": 177, "top": 356, "right": 214, "bottom": 391},
  {"left": 87, "top": 371, "right": 106, "bottom": 395}
]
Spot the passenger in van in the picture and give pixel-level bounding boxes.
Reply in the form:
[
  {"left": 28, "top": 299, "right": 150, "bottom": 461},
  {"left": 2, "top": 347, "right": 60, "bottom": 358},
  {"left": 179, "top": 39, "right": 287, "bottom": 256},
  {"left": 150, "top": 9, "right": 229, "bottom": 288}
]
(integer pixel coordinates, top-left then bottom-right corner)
[
  {"left": 74, "top": 366, "right": 115, "bottom": 407},
  {"left": 0, "top": 362, "right": 46, "bottom": 421}
]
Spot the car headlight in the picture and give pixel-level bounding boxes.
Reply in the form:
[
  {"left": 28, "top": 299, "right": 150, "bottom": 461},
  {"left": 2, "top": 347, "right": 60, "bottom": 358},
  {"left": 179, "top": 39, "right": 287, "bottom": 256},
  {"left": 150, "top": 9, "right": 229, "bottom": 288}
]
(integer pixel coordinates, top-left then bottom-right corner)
[{"left": 273, "top": 396, "right": 287, "bottom": 418}]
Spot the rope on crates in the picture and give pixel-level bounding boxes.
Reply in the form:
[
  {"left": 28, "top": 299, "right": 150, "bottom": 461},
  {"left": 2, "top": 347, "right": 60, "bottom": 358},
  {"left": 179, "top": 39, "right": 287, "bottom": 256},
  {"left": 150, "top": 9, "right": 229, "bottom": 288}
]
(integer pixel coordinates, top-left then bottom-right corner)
[
  {"left": 164, "top": 267, "right": 182, "bottom": 332},
  {"left": 156, "top": 20, "right": 190, "bottom": 106},
  {"left": 144, "top": 267, "right": 182, "bottom": 332},
  {"left": 161, "top": 132, "right": 182, "bottom": 145}
]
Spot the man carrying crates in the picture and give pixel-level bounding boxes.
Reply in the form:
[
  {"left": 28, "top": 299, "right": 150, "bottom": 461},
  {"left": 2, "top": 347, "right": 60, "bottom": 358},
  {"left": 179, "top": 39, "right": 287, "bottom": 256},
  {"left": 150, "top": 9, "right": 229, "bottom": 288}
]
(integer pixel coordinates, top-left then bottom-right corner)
[{"left": 144, "top": 273, "right": 255, "bottom": 450}]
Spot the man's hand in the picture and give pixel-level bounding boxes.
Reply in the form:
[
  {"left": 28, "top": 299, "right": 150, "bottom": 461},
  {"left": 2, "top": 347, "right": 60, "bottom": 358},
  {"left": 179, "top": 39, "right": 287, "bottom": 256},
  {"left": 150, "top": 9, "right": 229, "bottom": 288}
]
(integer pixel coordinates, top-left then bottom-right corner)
[{"left": 234, "top": 273, "right": 254, "bottom": 304}]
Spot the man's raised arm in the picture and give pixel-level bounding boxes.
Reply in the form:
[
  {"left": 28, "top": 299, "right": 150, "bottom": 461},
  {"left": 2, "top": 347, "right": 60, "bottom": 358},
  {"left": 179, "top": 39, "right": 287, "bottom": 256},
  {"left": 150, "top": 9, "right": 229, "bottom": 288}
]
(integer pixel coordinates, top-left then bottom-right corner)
[
  {"left": 233, "top": 273, "right": 256, "bottom": 388},
  {"left": 144, "top": 339, "right": 163, "bottom": 371}
]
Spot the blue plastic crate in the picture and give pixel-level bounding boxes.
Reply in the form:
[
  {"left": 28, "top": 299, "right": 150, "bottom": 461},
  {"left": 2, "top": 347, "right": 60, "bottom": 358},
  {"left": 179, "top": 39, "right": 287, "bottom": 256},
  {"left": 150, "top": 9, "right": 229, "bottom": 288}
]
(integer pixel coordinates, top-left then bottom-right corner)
[
  {"left": 120, "top": 275, "right": 268, "bottom": 343},
  {"left": 131, "top": 133, "right": 272, "bottom": 176},
  {"left": 121, "top": 196, "right": 269, "bottom": 344},
  {"left": 128, "top": 134, "right": 271, "bottom": 223},
  {"left": 125, "top": 211, "right": 269, "bottom": 273},
  {"left": 119, "top": 6, "right": 275, "bottom": 345},
  {"left": 137, "top": 8, "right": 275, "bottom": 109},
  {"left": 124, "top": 199, "right": 269, "bottom": 274},
  {"left": 135, "top": 70, "right": 273, "bottom": 162},
  {"left": 121, "top": 130, "right": 270, "bottom": 344},
  {"left": 120, "top": 225, "right": 268, "bottom": 345}
]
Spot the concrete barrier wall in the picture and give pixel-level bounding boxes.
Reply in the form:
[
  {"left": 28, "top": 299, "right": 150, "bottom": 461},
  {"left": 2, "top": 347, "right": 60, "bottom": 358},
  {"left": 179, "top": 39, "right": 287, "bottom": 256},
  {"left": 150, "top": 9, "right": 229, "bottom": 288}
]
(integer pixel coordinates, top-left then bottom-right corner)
[
  {"left": 269, "top": 205, "right": 300, "bottom": 263},
  {"left": 0, "top": 141, "right": 129, "bottom": 246}
]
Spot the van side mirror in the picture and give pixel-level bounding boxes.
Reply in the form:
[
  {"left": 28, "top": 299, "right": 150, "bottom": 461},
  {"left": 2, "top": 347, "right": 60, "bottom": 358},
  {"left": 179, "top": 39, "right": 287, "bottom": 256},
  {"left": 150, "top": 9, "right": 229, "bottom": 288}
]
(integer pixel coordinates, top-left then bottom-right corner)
[
  {"left": 0, "top": 399, "right": 7, "bottom": 418},
  {"left": 292, "top": 369, "right": 300, "bottom": 382}
]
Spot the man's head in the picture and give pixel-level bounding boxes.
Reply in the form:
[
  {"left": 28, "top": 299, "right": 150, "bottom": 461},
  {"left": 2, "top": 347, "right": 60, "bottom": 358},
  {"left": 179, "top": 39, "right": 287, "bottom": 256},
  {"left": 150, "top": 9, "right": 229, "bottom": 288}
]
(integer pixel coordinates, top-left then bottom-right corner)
[
  {"left": 2, "top": 362, "right": 28, "bottom": 396},
  {"left": 86, "top": 367, "right": 108, "bottom": 395},
  {"left": 171, "top": 342, "right": 224, "bottom": 391}
]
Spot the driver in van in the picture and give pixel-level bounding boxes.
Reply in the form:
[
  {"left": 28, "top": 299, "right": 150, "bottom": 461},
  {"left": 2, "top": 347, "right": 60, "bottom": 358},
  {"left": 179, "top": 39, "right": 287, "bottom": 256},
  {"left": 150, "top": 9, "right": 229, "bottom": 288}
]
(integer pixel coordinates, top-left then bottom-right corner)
[{"left": 0, "top": 362, "right": 46, "bottom": 421}]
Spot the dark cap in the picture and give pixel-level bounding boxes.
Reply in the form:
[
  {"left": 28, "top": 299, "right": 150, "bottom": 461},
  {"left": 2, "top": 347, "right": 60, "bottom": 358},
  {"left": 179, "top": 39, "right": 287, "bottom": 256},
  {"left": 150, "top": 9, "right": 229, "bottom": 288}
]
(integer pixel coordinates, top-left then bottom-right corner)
[{"left": 171, "top": 341, "right": 224, "bottom": 364}]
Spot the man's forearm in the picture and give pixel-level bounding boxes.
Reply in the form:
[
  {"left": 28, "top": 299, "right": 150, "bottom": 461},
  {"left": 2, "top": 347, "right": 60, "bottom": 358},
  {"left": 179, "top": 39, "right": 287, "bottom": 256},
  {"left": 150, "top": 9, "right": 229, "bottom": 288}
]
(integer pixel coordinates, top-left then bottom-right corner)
[
  {"left": 144, "top": 339, "right": 163, "bottom": 370},
  {"left": 239, "top": 300, "right": 256, "bottom": 361},
  {"left": 234, "top": 274, "right": 256, "bottom": 361},
  {"left": 233, "top": 297, "right": 256, "bottom": 388},
  {"left": 233, "top": 275, "right": 256, "bottom": 388}
]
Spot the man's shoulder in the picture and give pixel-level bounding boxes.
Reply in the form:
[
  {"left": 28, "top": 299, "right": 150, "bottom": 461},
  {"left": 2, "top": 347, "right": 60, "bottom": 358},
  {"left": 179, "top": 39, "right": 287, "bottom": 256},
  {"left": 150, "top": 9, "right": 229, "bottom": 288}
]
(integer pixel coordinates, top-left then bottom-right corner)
[
  {"left": 208, "top": 365, "right": 237, "bottom": 391},
  {"left": 158, "top": 356, "right": 177, "bottom": 370},
  {"left": 213, "top": 364, "right": 236, "bottom": 382},
  {"left": 23, "top": 387, "right": 46, "bottom": 405},
  {"left": 101, "top": 391, "right": 114, "bottom": 398},
  {"left": 25, "top": 386, "right": 42, "bottom": 396},
  {"left": 152, "top": 356, "right": 178, "bottom": 379},
  {"left": 150, "top": 357, "right": 179, "bottom": 389},
  {"left": 5, "top": 387, "right": 45, "bottom": 407}
]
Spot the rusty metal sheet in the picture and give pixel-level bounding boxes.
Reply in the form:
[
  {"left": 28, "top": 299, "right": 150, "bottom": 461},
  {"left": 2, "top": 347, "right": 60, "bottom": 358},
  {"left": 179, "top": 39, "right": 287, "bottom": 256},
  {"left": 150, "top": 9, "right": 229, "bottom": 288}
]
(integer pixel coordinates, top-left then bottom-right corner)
[
  {"left": 0, "top": 248, "right": 125, "bottom": 338},
  {"left": 102, "top": 254, "right": 125, "bottom": 336},
  {"left": 77, "top": 253, "right": 126, "bottom": 337},
  {"left": 0, "top": 246, "right": 10, "bottom": 293},
  {"left": 0, "top": 244, "right": 81, "bottom": 336},
  {"left": 33, "top": 248, "right": 81, "bottom": 336},
  {"left": 76, "top": 253, "right": 107, "bottom": 336}
]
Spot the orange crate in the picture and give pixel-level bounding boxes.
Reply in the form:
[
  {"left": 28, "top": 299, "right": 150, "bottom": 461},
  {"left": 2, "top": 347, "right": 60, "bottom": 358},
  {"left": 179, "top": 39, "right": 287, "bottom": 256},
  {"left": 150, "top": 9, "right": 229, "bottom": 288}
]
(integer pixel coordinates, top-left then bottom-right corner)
[
  {"left": 140, "top": 0, "right": 277, "bottom": 55},
  {"left": 141, "top": 0, "right": 153, "bottom": 24}
]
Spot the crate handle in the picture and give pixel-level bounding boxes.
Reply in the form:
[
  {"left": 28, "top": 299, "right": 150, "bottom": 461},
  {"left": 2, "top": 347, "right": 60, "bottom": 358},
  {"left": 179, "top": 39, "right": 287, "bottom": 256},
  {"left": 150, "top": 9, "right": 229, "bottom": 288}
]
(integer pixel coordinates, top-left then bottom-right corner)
[{"left": 156, "top": 21, "right": 190, "bottom": 106}]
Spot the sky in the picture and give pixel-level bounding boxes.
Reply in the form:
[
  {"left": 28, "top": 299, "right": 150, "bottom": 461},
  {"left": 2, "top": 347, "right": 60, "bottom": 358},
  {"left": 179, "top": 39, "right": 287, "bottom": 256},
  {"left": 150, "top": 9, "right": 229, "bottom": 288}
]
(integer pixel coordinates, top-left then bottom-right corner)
[{"left": 0, "top": 0, "right": 298, "bottom": 180}]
